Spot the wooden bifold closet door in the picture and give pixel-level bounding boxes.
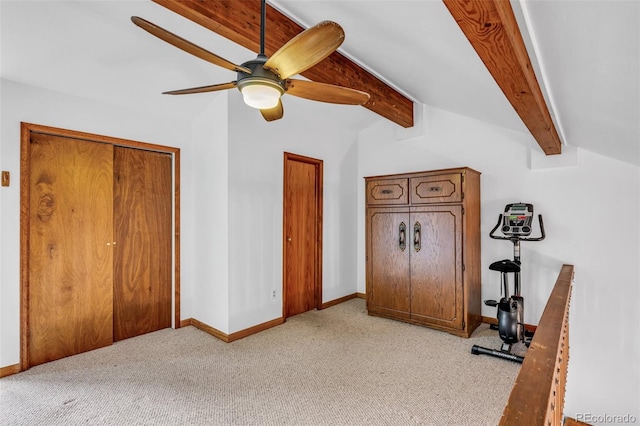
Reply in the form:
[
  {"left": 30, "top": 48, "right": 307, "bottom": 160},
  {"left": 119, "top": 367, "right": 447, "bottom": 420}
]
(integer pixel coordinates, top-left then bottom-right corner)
[
  {"left": 28, "top": 134, "right": 115, "bottom": 366},
  {"left": 27, "top": 131, "right": 172, "bottom": 367},
  {"left": 113, "top": 146, "right": 172, "bottom": 341}
]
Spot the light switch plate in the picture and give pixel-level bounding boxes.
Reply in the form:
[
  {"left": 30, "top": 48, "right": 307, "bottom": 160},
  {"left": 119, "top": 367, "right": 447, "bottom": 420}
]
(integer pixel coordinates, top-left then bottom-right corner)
[{"left": 1, "top": 171, "right": 10, "bottom": 187}]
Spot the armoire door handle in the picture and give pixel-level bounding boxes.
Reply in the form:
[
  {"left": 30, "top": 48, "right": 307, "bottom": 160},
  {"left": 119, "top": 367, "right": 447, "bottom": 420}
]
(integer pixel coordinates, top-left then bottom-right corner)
[
  {"left": 414, "top": 222, "right": 421, "bottom": 252},
  {"left": 399, "top": 222, "right": 406, "bottom": 251}
]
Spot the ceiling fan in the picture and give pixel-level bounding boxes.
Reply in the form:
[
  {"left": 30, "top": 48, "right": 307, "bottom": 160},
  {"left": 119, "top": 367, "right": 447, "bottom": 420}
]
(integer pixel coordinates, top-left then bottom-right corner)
[{"left": 131, "top": 0, "right": 370, "bottom": 122}]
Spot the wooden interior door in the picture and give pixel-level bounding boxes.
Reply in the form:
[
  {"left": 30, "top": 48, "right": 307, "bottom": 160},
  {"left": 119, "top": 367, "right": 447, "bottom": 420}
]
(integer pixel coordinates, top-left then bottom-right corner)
[
  {"left": 113, "top": 147, "right": 172, "bottom": 341},
  {"left": 283, "top": 153, "right": 323, "bottom": 318},
  {"left": 410, "top": 206, "right": 463, "bottom": 329},
  {"left": 28, "top": 133, "right": 114, "bottom": 366},
  {"left": 367, "top": 208, "right": 411, "bottom": 317}
]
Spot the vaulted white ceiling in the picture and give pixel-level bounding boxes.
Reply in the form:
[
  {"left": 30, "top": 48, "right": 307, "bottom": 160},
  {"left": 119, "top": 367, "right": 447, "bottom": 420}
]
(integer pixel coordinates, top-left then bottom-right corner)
[{"left": 1, "top": 1, "right": 638, "bottom": 166}]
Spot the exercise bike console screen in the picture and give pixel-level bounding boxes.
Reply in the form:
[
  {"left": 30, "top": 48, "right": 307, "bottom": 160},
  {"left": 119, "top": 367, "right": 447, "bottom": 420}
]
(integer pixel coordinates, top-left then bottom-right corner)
[{"left": 501, "top": 203, "right": 534, "bottom": 236}]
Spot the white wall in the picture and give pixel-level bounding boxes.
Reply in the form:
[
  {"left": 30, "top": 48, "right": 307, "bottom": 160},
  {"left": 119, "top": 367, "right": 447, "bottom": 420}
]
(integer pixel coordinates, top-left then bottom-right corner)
[
  {"left": 187, "top": 93, "right": 231, "bottom": 332},
  {"left": 226, "top": 94, "right": 367, "bottom": 333},
  {"left": 356, "top": 104, "right": 640, "bottom": 422}
]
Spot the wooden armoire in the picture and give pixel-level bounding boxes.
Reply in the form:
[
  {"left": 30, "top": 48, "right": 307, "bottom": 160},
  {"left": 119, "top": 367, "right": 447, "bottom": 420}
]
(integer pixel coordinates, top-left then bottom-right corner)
[
  {"left": 22, "top": 123, "right": 177, "bottom": 368},
  {"left": 364, "top": 167, "right": 481, "bottom": 338}
]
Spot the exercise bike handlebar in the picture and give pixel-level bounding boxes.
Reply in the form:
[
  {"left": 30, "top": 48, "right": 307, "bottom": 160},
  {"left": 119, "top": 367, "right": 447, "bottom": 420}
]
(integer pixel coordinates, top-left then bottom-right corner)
[{"left": 489, "top": 214, "right": 545, "bottom": 242}]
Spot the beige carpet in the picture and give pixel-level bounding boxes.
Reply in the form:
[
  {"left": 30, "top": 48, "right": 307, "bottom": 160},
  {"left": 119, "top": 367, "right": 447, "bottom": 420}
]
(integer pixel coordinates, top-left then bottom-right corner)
[{"left": 0, "top": 299, "right": 521, "bottom": 425}]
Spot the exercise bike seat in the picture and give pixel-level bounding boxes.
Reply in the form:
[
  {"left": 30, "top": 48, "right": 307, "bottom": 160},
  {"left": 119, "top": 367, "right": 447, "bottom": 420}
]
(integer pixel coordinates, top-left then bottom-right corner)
[{"left": 489, "top": 259, "right": 521, "bottom": 273}]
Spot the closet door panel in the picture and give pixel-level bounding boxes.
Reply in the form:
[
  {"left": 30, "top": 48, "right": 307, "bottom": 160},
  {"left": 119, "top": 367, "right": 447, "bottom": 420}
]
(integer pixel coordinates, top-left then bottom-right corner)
[
  {"left": 113, "top": 147, "right": 172, "bottom": 341},
  {"left": 28, "top": 133, "right": 114, "bottom": 366}
]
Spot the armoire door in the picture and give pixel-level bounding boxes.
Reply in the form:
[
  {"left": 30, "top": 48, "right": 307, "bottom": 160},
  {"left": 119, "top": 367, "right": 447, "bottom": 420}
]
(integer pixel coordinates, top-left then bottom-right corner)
[
  {"left": 410, "top": 206, "right": 463, "bottom": 329},
  {"left": 367, "top": 208, "right": 411, "bottom": 318},
  {"left": 28, "top": 133, "right": 114, "bottom": 367},
  {"left": 113, "top": 147, "right": 172, "bottom": 341}
]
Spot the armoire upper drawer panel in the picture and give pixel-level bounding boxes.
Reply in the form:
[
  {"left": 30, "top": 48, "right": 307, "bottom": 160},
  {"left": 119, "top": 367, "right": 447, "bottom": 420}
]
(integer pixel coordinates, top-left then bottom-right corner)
[
  {"left": 410, "top": 174, "right": 461, "bottom": 204},
  {"left": 366, "top": 178, "right": 409, "bottom": 205}
]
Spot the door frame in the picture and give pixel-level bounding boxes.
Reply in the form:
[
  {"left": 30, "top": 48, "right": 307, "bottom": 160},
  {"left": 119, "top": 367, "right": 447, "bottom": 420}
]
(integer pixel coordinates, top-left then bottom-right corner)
[
  {"left": 282, "top": 152, "right": 323, "bottom": 318},
  {"left": 19, "top": 122, "right": 181, "bottom": 370}
]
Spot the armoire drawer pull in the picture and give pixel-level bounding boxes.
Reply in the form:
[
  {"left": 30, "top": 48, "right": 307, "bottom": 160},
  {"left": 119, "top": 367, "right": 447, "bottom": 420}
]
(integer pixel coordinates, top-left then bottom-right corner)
[
  {"left": 381, "top": 189, "right": 393, "bottom": 194},
  {"left": 429, "top": 186, "right": 441, "bottom": 192}
]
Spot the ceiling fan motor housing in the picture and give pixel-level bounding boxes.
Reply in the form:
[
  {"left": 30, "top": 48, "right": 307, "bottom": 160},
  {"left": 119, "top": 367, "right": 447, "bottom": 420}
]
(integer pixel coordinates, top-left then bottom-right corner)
[{"left": 236, "top": 54, "right": 286, "bottom": 95}]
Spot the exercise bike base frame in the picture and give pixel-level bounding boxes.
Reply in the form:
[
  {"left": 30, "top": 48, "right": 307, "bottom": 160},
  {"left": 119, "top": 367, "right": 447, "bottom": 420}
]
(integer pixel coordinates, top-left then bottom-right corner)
[{"left": 471, "top": 344, "right": 524, "bottom": 363}]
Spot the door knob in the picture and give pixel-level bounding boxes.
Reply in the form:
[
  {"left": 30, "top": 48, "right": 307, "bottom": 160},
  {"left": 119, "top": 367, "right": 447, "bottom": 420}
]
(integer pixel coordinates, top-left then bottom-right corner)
[{"left": 287, "top": 237, "right": 292, "bottom": 242}]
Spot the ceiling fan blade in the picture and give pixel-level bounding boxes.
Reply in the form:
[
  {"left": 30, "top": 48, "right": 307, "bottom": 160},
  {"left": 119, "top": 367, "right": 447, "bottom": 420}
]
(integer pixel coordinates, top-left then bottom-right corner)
[
  {"left": 286, "top": 79, "right": 370, "bottom": 105},
  {"left": 264, "top": 21, "right": 344, "bottom": 80},
  {"left": 163, "top": 81, "right": 237, "bottom": 95},
  {"left": 131, "top": 16, "right": 251, "bottom": 74},
  {"left": 260, "top": 100, "right": 284, "bottom": 122}
]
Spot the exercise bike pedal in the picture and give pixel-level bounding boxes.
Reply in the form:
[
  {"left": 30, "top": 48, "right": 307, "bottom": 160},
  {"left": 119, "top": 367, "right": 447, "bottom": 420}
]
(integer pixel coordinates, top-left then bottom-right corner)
[{"left": 484, "top": 299, "right": 498, "bottom": 307}]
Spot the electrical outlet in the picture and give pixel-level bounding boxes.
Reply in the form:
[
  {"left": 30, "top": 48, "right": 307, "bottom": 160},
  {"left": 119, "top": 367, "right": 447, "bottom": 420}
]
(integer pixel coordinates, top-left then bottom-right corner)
[{"left": 272, "top": 290, "right": 276, "bottom": 298}]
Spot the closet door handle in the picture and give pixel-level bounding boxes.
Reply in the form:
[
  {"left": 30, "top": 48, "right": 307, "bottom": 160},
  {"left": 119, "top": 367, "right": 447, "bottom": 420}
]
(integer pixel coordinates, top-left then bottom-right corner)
[
  {"left": 414, "top": 222, "right": 421, "bottom": 252},
  {"left": 399, "top": 222, "right": 406, "bottom": 251}
]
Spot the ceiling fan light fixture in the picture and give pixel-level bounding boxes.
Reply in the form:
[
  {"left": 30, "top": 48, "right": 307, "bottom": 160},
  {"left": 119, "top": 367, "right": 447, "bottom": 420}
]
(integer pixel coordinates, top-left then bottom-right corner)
[
  {"left": 238, "top": 78, "right": 284, "bottom": 109},
  {"left": 240, "top": 82, "right": 283, "bottom": 109}
]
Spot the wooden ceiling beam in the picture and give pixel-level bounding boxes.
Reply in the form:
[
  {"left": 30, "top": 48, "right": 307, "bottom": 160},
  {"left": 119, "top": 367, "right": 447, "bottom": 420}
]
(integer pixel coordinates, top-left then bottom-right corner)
[
  {"left": 152, "top": 0, "right": 414, "bottom": 128},
  {"left": 443, "top": 0, "right": 562, "bottom": 155}
]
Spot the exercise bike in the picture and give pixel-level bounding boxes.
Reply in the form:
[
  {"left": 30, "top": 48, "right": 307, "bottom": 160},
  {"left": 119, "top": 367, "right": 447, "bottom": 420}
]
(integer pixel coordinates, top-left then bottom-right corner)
[{"left": 471, "top": 203, "right": 545, "bottom": 363}]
